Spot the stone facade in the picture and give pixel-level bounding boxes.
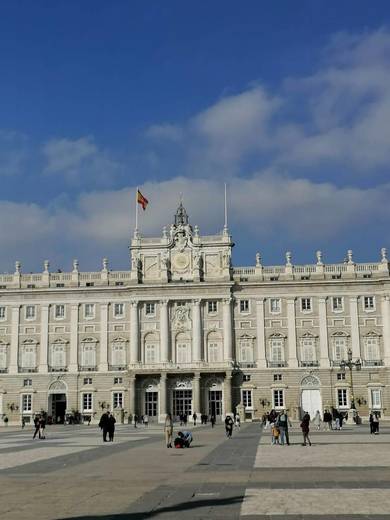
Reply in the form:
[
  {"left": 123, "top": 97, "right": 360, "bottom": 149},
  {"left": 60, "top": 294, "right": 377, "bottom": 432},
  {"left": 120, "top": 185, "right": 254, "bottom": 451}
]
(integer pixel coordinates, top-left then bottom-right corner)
[{"left": 0, "top": 203, "right": 389, "bottom": 425}]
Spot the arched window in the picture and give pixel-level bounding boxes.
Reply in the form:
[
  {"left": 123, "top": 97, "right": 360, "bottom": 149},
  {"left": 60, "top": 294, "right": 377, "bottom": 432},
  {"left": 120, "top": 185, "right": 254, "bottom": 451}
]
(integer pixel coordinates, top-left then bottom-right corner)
[
  {"left": 176, "top": 333, "right": 190, "bottom": 364},
  {"left": 365, "top": 334, "right": 380, "bottom": 361},
  {"left": 0, "top": 342, "right": 7, "bottom": 370},
  {"left": 21, "top": 340, "right": 37, "bottom": 369},
  {"left": 111, "top": 339, "right": 126, "bottom": 367},
  {"left": 81, "top": 338, "right": 97, "bottom": 368},
  {"left": 239, "top": 336, "right": 254, "bottom": 363},
  {"left": 51, "top": 341, "right": 66, "bottom": 368},
  {"left": 207, "top": 332, "right": 222, "bottom": 363}
]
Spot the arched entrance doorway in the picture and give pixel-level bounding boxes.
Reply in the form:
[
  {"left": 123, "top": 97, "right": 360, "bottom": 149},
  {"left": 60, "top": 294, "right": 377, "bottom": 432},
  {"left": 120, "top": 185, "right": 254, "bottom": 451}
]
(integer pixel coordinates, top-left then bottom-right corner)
[
  {"left": 300, "top": 375, "right": 322, "bottom": 419},
  {"left": 171, "top": 378, "right": 193, "bottom": 420},
  {"left": 48, "top": 380, "right": 67, "bottom": 424},
  {"left": 204, "top": 377, "right": 223, "bottom": 421}
]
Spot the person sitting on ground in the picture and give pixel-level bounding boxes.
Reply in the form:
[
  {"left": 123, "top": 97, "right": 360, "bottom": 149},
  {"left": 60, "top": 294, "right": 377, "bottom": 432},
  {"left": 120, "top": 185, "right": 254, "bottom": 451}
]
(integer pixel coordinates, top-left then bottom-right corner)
[{"left": 174, "top": 431, "right": 193, "bottom": 448}]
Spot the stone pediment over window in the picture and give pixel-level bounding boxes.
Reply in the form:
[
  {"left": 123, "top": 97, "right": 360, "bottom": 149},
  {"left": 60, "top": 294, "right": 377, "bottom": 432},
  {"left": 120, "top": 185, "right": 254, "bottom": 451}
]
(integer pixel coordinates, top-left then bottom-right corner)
[
  {"left": 331, "top": 331, "right": 349, "bottom": 337},
  {"left": 300, "top": 331, "right": 318, "bottom": 339},
  {"left": 364, "top": 330, "right": 381, "bottom": 337},
  {"left": 269, "top": 332, "right": 286, "bottom": 339}
]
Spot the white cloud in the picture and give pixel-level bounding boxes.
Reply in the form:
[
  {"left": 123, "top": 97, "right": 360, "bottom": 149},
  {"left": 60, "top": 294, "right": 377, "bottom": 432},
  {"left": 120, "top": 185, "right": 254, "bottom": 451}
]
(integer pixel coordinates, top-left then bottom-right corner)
[{"left": 145, "top": 124, "right": 183, "bottom": 142}]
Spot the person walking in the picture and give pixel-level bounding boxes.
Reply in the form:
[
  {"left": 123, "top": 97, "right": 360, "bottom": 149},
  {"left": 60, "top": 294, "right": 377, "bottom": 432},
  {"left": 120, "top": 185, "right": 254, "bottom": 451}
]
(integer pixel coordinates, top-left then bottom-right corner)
[
  {"left": 133, "top": 413, "right": 138, "bottom": 428},
  {"left": 313, "top": 410, "right": 322, "bottom": 431},
  {"left": 164, "top": 413, "right": 173, "bottom": 448},
  {"left": 276, "top": 409, "right": 292, "bottom": 445},
  {"left": 39, "top": 416, "right": 46, "bottom": 440},
  {"left": 210, "top": 414, "right": 216, "bottom": 428},
  {"left": 107, "top": 412, "right": 116, "bottom": 442},
  {"left": 235, "top": 414, "right": 241, "bottom": 429},
  {"left": 192, "top": 413, "right": 197, "bottom": 426},
  {"left": 224, "top": 414, "right": 234, "bottom": 438},
  {"left": 143, "top": 414, "right": 149, "bottom": 427},
  {"left": 98, "top": 410, "right": 110, "bottom": 442},
  {"left": 372, "top": 412, "right": 380, "bottom": 434},
  {"left": 33, "top": 415, "right": 40, "bottom": 439},
  {"left": 323, "top": 409, "right": 332, "bottom": 431},
  {"left": 300, "top": 412, "right": 312, "bottom": 446}
]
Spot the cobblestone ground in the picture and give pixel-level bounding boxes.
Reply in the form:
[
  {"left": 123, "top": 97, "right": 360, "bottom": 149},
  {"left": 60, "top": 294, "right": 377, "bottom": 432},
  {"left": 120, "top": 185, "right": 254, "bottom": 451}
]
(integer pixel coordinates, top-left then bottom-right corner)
[{"left": 0, "top": 421, "right": 389, "bottom": 519}]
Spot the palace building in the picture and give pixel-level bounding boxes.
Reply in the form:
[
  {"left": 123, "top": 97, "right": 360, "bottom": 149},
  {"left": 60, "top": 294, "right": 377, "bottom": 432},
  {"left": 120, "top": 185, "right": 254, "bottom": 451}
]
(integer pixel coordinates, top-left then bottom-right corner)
[{"left": 0, "top": 203, "right": 389, "bottom": 425}]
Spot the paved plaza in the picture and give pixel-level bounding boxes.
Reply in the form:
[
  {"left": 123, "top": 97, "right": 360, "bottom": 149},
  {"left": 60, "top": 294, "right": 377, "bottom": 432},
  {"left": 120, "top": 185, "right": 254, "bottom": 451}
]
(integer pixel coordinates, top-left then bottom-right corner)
[{"left": 0, "top": 422, "right": 390, "bottom": 519}]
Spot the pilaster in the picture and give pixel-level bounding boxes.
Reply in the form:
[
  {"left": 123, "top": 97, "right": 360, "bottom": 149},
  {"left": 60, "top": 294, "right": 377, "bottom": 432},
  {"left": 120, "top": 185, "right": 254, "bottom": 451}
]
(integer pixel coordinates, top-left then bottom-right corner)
[
  {"left": 129, "top": 300, "right": 139, "bottom": 364},
  {"left": 159, "top": 373, "right": 167, "bottom": 421},
  {"left": 9, "top": 305, "right": 20, "bottom": 374},
  {"left": 286, "top": 298, "right": 298, "bottom": 368},
  {"left": 192, "top": 372, "right": 201, "bottom": 415},
  {"left": 318, "top": 297, "right": 330, "bottom": 367},
  {"left": 381, "top": 295, "right": 390, "bottom": 365},
  {"left": 160, "top": 300, "right": 169, "bottom": 363},
  {"left": 349, "top": 296, "right": 361, "bottom": 359},
  {"left": 99, "top": 303, "right": 109, "bottom": 371},
  {"left": 69, "top": 303, "right": 79, "bottom": 372},
  {"left": 223, "top": 373, "right": 232, "bottom": 416},
  {"left": 222, "top": 298, "right": 233, "bottom": 362},
  {"left": 192, "top": 299, "right": 202, "bottom": 362},
  {"left": 39, "top": 304, "right": 49, "bottom": 373},
  {"left": 256, "top": 299, "right": 266, "bottom": 368}
]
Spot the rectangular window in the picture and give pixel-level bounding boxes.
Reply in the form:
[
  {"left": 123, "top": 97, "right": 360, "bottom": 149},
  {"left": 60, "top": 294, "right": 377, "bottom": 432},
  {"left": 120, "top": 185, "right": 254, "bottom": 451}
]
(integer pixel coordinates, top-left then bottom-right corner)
[
  {"left": 364, "top": 296, "right": 375, "bottom": 311},
  {"left": 273, "top": 389, "right": 284, "bottom": 408},
  {"left": 83, "top": 377, "right": 92, "bottom": 385},
  {"left": 243, "top": 374, "right": 251, "bottom": 382},
  {"left": 25, "top": 305, "right": 36, "bottom": 319},
  {"left": 114, "top": 303, "right": 124, "bottom": 317},
  {"left": 208, "top": 301, "right": 218, "bottom": 313},
  {"left": 270, "top": 298, "right": 281, "bottom": 313},
  {"left": 23, "top": 378, "right": 32, "bottom": 387},
  {"left": 240, "top": 300, "right": 250, "bottom": 313},
  {"left": 273, "top": 374, "right": 282, "bottom": 381},
  {"left": 332, "top": 297, "right": 343, "bottom": 312},
  {"left": 145, "top": 344, "right": 157, "bottom": 363},
  {"left": 22, "top": 394, "right": 32, "bottom": 412},
  {"left": 0, "top": 306, "right": 6, "bottom": 320},
  {"left": 115, "top": 281, "right": 124, "bottom": 286},
  {"left": 337, "top": 388, "right": 348, "bottom": 407},
  {"left": 366, "top": 337, "right": 380, "bottom": 361},
  {"left": 55, "top": 305, "right": 65, "bottom": 319},
  {"left": 83, "top": 393, "right": 93, "bottom": 411},
  {"left": 270, "top": 339, "right": 283, "bottom": 362},
  {"left": 145, "top": 303, "right": 155, "bottom": 316},
  {"left": 84, "top": 304, "right": 95, "bottom": 318},
  {"left": 334, "top": 338, "right": 347, "bottom": 361},
  {"left": 301, "top": 298, "right": 312, "bottom": 312},
  {"left": 242, "top": 389, "right": 253, "bottom": 408},
  {"left": 371, "top": 389, "right": 381, "bottom": 409},
  {"left": 113, "top": 392, "right": 123, "bottom": 409},
  {"left": 337, "top": 373, "right": 346, "bottom": 380},
  {"left": 114, "top": 377, "right": 123, "bottom": 384},
  {"left": 56, "top": 283, "right": 64, "bottom": 288},
  {"left": 176, "top": 301, "right": 186, "bottom": 307}
]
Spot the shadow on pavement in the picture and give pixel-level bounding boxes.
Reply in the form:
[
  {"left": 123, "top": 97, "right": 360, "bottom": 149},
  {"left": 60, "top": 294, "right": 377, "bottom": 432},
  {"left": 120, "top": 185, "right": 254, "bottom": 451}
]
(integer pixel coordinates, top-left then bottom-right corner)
[{"left": 57, "top": 495, "right": 244, "bottom": 519}]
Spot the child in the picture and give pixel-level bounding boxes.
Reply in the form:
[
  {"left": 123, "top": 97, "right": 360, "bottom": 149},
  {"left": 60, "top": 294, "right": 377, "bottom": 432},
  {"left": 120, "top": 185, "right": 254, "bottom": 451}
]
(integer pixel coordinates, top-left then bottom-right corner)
[{"left": 271, "top": 422, "right": 280, "bottom": 445}]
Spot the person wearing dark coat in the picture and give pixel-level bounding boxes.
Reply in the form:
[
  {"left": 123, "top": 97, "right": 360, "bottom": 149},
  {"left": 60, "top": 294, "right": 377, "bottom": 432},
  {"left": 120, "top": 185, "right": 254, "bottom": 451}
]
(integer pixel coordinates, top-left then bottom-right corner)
[
  {"left": 99, "top": 410, "right": 110, "bottom": 442},
  {"left": 107, "top": 412, "right": 116, "bottom": 442},
  {"left": 33, "top": 415, "right": 40, "bottom": 439},
  {"left": 300, "top": 412, "right": 312, "bottom": 446},
  {"left": 225, "top": 415, "right": 234, "bottom": 438}
]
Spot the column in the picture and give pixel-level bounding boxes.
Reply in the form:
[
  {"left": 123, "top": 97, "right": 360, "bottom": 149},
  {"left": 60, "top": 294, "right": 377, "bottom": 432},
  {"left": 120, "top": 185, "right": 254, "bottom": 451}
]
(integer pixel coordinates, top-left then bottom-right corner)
[
  {"left": 223, "top": 298, "right": 233, "bottom": 362},
  {"left": 223, "top": 372, "right": 232, "bottom": 416},
  {"left": 256, "top": 299, "right": 266, "bottom": 368},
  {"left": 159, "top": 373, "right": 167, "bottom": 421},
  {"left": 318, "top": 297, "right": 330, "bottom": 367},
  {"left": 192, "top": 300, "right": 202, "bottom": 362},
  {"left": 69, "top": 303, "right": 79, "bottom": 372},
  {"left": 381, "top": 295, "right": 390, "bottom": 365},
  {"left": 99, "top": 303, "right": 109, "bottom": 371},
  {"left": 350, "top": 296, "right": 361, "bottom": 359},
  {"left": 160, "top": 300, "right": 169, "bottom": 363},
  {"left": 129, "top": 376, "right": 136, "bottom": 417},
  {"left": 9, "top": 306, "right": 20, "bottom": 374},
  {"left": 192, "top": 372, "right": 201, "bottom": 415},
  {"left": 287, "top": 298, "right": 298, "bottom": 368},
  {"left": 39, "top": 304, "right": 49, "bottom": 373},
  {"left": 129, "top": 300, "right": 139, "bottom": 364}
]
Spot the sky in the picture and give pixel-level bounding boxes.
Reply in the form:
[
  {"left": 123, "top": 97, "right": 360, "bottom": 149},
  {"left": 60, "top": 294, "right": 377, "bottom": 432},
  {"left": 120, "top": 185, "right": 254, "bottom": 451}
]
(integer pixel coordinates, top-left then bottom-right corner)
[{"left": 1, "top": 1, "right": 390, "bottom": 272}]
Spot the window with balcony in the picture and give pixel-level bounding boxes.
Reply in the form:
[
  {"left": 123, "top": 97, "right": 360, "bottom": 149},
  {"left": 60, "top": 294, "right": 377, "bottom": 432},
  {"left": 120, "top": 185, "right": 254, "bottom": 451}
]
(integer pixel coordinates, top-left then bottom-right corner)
[
  {"left": 239, "top": 337, "right": 254, "bottom": 363},
  {"left": 111, "top": 340, "right": 126, "bottom": 368},
  {"left": 270, "top": 298, "right": 281, "bottom": 313},
  {"left": 208, "top": 301, "right": 218, "bottom": 314},
  {"left": 145, "top": 344, "right": 157, "bottom": 364},
  {"left": 332, "top": 297, "right": 343, "bottom": 312},
  {"left": 50, "top": 342, "right": 66, "bottom": 370},
  {"left": 301, "top": 298, "right": 312, "bottom": 312},
  {"left": 82, "top": 393, "right": 93, "bottom": 411},
  {"left": 364, "top": 335, "right": 381, "bottom": 365},
  {"left": 208, "top": 342, "right": 222, "bottom": 363},
  {"left": 240, "top": 300, "right": 250, "bottom": 313},
  {"left": 113, "top": 392, "right": 123, "bottom": 409},
  {"left": 177, "top": 343, "right": 190, "bottom": 364},
  {"left": 300, "top": 336, "right": 317, "bottom": 365},
  {"left": 273, "top": 389, "right": 284, "bottom": 408},
  {"left": 333, "top": 335, "right": 347, "bottom": 362},
  {"left": 25, "top": 305, "right": 36, "bottom": 320},
  {"left": 22, "top": 394, "right": 32, "bottom": 412},
  {"left": 20, "top": 341, "right": 37, "bottom": 370},
  {"left": 80, "top": 339, "right": 97, "bottom": 369},
  {"left": 84, "top": 304, "right": 95, "bottom": 319},
  {"left": 269, "top": 337, "right": 284, "bottom": 365}
]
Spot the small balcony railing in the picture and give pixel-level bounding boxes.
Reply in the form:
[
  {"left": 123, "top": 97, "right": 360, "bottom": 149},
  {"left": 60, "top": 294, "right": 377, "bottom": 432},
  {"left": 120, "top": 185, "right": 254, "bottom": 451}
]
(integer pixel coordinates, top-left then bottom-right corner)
[
  {"left": 78, "top": 365, "right": 97, "bottom": 372},
  {"left": 49, "top": 366, "right": 68, "bottom": 372},
  {"left": 298, "top": 360, "right": 319, "bottom": 368},
  {"left": 363, "top": 360, "right": 383, "bottom": 367},
  {"left": 108, "top": 365, "right": 127, "bottom": 371},
  {"left": 19, "top": 367, "right": 38, "bottom": 373},
  {"left": 0, "top": 368, "right": 8, "bottom": 373},
  {"left": 237, "top": 362, "right": 257, "bottom": 369},
  {"left": 267, "top": 361, "right": 287, "bottom": 368}
]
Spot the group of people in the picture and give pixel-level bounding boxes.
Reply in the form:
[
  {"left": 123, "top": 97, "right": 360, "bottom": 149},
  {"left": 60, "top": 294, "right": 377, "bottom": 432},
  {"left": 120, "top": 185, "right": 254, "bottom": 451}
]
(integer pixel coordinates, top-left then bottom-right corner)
[
  {"left": 129, "top": 414, "right": 149, "bottom": 428},
  {"left": 163, "top": 413, "right": 193, "bottom": 448},
  {"left": 98, "top": 410, "right": 116, "bottom": 442}
]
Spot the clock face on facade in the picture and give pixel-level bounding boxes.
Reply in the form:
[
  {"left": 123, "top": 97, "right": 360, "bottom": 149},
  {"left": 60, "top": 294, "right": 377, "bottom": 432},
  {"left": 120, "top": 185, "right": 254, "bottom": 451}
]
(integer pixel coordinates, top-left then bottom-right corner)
[{"left": 172, "top": 252, "right": 190, "bottom": 271}]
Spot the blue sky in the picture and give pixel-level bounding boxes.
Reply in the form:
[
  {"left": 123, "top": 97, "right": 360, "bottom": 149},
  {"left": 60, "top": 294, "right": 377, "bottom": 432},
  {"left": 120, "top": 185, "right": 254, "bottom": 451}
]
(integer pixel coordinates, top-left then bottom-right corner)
[{"left": 1, "top": 1, "right": 390, "bottom": 272}]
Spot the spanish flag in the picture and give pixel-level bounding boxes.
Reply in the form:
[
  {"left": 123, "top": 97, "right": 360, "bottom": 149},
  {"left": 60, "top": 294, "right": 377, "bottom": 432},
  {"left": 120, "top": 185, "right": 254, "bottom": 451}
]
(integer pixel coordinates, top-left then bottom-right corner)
[{"left": 137, "top": 189, "right": 149, "bottom": 211}]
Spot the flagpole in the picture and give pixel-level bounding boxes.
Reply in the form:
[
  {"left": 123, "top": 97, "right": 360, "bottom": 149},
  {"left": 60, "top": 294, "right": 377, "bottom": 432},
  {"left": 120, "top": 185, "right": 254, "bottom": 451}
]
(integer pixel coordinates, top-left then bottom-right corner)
[
  {"left": 223, "top": 182, "right": 228, "bottom": 234},
  {"left": 135, "top": 187, "right": 139, "bottom": 236}
]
